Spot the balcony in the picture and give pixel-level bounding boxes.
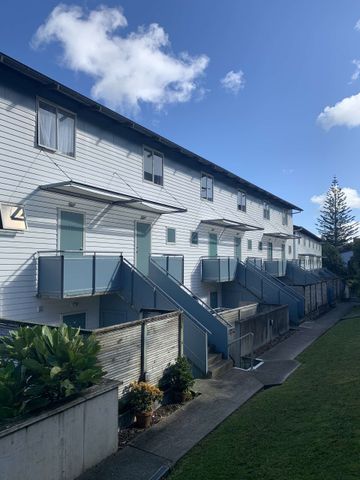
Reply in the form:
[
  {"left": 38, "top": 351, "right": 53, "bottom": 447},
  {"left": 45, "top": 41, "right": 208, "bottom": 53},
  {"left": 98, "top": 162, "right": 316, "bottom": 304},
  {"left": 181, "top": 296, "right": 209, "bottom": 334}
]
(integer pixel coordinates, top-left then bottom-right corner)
[
  {"left": 263, "top": 260, "right": 287, "bottom": 277},
  {"left": 150, "top": 254, "right": 184, "bottom": 283},
  {"left": 38, "top": 251, "right": 123, "bottom": 298},
  {"left": 201, "top": 257, "right": 238, "bottom": 283}
]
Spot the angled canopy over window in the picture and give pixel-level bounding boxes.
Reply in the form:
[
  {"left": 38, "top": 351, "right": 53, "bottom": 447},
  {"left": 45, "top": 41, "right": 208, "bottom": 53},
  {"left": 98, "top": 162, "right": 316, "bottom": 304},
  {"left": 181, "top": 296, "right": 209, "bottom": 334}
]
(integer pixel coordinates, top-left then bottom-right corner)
[
  {"left": 40, "top": 181, "right": 187, "bottom": 215},
  {"left": 263, "top": 232, "right": 299, "bottom": 240},
  {"left": 0, "top": 204, "right": 27, "bottom": 231},
  {"left": 201, "top": 218, "right": 263, "bottom": 232}
]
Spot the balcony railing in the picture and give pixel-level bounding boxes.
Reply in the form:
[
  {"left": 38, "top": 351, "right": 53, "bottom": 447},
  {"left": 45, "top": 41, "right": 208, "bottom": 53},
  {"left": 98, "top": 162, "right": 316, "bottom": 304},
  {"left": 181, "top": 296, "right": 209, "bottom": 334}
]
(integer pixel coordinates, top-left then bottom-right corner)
[
  {"left": 150, "top": 254, "right": 184, "bottom": 283},
  {"left": 37, "top": 251, "right": 123, "bottom": 298},
  {"left": 201, "top": 256, "right": 238, "bottom": 283},
  {"left": 263, "top": 260, "right": 287, "bottom": 277}
]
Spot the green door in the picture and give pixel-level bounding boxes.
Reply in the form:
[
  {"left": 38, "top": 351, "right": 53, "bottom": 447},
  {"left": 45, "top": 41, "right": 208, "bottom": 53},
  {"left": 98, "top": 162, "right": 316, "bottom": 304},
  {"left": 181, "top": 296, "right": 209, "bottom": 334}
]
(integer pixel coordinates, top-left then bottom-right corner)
[
  {"left": 234, "top": 237, "right": 241, "bottom": 260},
  {"left": 60, "top": 211, "right": 84, "bottom": 254},
  {"left": 209, "top": 233, "right": 218, "bottom": 257},
  {"left": 136, "top": 222, "right": 151, "bottom": 275},
  {"left": 267, "top": 242, "right": 273, "bottom": 261},
  {"left": 63, "top": 312, "right": 86, "bottom": 329}
]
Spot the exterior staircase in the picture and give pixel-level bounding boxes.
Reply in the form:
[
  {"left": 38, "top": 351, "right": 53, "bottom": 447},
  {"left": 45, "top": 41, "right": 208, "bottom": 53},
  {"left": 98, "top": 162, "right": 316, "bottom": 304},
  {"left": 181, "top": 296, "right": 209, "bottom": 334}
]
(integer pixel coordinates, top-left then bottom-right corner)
[{"left": 207, "top": 349, "right": 233, "bottom": 378}]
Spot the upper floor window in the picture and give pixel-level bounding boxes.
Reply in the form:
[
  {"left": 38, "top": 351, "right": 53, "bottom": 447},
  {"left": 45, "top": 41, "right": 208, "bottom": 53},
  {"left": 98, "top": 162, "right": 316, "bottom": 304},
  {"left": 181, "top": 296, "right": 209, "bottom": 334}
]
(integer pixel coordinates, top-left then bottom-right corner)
[
  {"left": 298, "top": 237, "right": 301, "bottom": 244},
  {"left": 166, "top": 227, "right": 176, "bottom": 243},
  {"left": 282, "top": 210, "right": 288, "bottom": 225},
  {"left": 247, "top": 239, "right": 252, "bottom": 250},
  {"left": 37, "top": 100, "right": 75, "bottom": 157},
  {"left": 237, "top": 191, "right": 246, "bottom": 212},
  {"left": 263, "top": 202, "right": 270, "bottom": 220},
  {"left": 143, "top": 148, "right": 163, "bottom": 185},
  {"left": 258, "top": 241, "right": 263, "bottom": 251},
  {"left": 201, "top": 173, "right": 213, "bottom": 201},
  {"left": 190, "top": 231, "right": 199, "bottom": 245}
]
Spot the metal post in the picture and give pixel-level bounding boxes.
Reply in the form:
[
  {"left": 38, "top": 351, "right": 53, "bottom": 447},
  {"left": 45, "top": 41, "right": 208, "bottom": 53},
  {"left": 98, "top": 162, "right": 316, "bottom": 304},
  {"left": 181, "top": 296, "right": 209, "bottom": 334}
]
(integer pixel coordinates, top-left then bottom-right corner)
[
  {"left": 92, "top": 252, "right": 96, "bottom": 295},
  {"left": 60, "top": 255, "right": 64, "bottom": 299}
]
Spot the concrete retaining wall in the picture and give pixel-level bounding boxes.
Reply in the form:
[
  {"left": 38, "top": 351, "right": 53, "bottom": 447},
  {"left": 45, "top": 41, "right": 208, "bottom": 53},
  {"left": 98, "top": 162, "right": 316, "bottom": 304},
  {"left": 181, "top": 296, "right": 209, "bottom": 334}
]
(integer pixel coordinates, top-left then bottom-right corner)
[
  {"left": 94, "top": 311, "right": 182, "bottom": 397},
  {"left": 0, "top": 380, "right": 119, "bottom": 480}
]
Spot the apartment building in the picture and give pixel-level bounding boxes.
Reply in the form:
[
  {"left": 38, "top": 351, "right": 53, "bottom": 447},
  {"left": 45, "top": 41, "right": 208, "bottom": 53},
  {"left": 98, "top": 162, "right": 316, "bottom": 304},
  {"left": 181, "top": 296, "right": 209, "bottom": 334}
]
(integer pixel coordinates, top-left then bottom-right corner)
[{"left": 293, "top": 225, "right": 322, "bottom": 270}]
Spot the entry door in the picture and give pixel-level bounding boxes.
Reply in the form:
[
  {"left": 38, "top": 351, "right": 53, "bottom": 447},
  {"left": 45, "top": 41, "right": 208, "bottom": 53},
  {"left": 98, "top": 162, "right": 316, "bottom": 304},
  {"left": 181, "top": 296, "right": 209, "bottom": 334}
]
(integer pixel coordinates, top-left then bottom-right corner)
[
  {"left": 281, "top": 244, "right": 286, "bottom": 260},
  {"left": 267, "top": 242, "right": 273, "bottom": 261},
  {"left": 136, "top": 222, "right": 151, "bottom": 275},
  {"left": 59, "top": 211, "right": 84, "bottom": 254},
  {"left": 234, "top": 237, "right": 241, "bottom": 260},
  {"left": 209, "top": 233, "right": 218, "bottom": 257}
]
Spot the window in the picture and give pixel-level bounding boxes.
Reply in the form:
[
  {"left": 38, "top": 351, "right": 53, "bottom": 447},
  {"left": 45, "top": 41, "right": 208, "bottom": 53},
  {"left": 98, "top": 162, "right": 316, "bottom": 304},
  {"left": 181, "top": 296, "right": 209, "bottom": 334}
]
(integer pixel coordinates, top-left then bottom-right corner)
[
  {"left": 263, "top": 202, "right": 270, "bottom": 220},
  {"left": 143, "top": 147, "right": 163, "bottom": 185},
  {"left": 190, "top": 231, "right": 199, "bottom": 245},
  {"left": 38, "top": 100, "right": 75, "bottom": 157},
  {"left": 248, "top": 239, "right": 252, "bottom": 250},
  {"left": 288, "top": 245, "right": 292, "bottom": 254},
  {"left": 201, "top": 173, "right": 213, "bottom": 201},
  {"left": 237, "top": 191, "right": 246, "bottom": 212},
  {"left": 62, "top": 312, "right": 86, "bottom": 329},
  {"left": 298, "top": 237, "right": 301, "bottom": 244},
  {"left": 282, "top": 210, "right": 288, "bottom": 225},
  {"left": 0, "top": 204, "right": 27, "bottom": 231},
  {"left": 258, "top": 241, "right": 263, "bottom": 251},
  {"left": 167, "top": 227, "right": 176, "bottom": 243}
]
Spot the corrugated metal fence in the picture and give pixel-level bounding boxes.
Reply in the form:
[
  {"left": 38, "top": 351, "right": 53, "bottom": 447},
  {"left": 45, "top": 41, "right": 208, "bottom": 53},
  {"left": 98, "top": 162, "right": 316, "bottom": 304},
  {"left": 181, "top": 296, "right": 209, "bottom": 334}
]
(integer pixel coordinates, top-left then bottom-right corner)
[{"left": 93, "top": 311, "right": 183, "bottom": 397}]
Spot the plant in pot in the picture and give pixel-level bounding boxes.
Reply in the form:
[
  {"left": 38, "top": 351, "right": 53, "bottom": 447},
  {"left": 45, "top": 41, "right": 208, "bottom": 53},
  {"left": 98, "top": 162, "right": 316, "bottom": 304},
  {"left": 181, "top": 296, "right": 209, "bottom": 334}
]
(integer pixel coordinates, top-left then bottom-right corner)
[
  {"left": 159, "top": 356, "right": 195, "bottom": 403},
  {"left": 127, "top": 381, "right": 163, "bottom": 428}
]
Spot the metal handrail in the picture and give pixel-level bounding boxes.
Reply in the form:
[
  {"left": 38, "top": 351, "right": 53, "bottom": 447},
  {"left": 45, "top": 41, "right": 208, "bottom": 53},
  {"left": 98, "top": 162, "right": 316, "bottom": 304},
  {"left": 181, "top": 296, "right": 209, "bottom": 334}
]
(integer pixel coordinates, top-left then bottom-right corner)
[
  {"left": 243, "top": 260, "right": 303, "bottom": 302},
  {"left": 37, "top": 250, "right": 123, "bottom": 256},
  {"left": 228, "top": 332, "right": 254, "bottom": 370},
  {"left": 121, "top": 256, "right": 212, "bottom": 336},
  {"left": 150, "top": 256, "right": 232, "bottom": 328}
]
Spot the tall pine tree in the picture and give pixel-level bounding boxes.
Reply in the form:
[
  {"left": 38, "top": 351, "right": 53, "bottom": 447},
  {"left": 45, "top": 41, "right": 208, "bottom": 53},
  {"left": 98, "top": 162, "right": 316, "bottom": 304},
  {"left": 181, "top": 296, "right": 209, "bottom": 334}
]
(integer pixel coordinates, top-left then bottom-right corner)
[{"left": 316, "top": 177, "right": 358, "bottom": 248}]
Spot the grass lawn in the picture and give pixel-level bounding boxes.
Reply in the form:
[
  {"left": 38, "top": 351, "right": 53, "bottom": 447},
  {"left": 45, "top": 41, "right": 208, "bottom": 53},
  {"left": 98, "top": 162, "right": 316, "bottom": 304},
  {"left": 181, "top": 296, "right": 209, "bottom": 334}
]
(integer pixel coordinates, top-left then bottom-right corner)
[{"left": 169, "top": 310, "right": 360, "bottom": 480}]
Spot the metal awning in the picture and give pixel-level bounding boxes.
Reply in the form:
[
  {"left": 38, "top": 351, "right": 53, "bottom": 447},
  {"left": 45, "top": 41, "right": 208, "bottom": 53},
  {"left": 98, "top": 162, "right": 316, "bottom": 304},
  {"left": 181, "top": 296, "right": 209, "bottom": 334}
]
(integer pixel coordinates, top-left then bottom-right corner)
[
  {"left": 298, "top": 253, "right": 321, "bottom": 257},
  {"left": 201, "top": 218, "right": 263, "bottom": 232},
  {"left": 40, "top": 181, "right": 187, "bottom": 215},
  {"left": 263, "top": 232, "right": 300, "bottom": 240}
]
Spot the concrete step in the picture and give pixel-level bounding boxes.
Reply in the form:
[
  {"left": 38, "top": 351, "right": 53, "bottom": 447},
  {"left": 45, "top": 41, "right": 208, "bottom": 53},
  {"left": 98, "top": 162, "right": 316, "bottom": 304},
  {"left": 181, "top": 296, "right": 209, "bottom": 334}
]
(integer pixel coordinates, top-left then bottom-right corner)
[
  {"left": 208, "top": 358, "right": 233, "bottom": 379},
  {"left": 208, "top": 352, "right": 223, "bottom": 367}
]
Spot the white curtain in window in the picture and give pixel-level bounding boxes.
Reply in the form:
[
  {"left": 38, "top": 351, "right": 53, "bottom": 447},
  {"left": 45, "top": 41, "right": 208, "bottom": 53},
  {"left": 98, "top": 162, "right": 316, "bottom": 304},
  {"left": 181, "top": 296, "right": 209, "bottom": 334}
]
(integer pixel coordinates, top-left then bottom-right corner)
[
  {"left": 58, "top": 110, "right": 75, "bottom": 156},
  {"left": 39, "top": 102, "right": 56, "bottom": 150}
]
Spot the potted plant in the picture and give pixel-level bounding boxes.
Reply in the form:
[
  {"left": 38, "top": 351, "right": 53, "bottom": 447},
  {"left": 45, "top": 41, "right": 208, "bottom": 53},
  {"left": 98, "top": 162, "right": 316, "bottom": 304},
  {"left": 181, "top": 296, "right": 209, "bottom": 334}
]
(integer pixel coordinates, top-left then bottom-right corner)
[
  {"left": 127, "top": 381, "right": 163, "bottom": 428},
  {"left": 159, "top": 356, "right": 195, "bottom": 403}
]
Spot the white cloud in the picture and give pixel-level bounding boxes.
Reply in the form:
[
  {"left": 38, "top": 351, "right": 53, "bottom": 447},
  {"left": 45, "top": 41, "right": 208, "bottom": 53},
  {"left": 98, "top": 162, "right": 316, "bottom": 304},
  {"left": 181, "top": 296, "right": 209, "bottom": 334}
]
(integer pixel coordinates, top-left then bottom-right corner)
[
  {"left": 311, "top": 187, "right": 360, "bottom": 209},
  {"left": 350, "top": 59, "right": 360, "bottom": 82},
  {"left": 31, "top": 4, "right": 209, "bottom": 113},
  {"left": 317, "top": 92, "right": 360, "bottom": 129},
  {"left": 220, "top": 70, "right": 245, "bottom": 94},
  {"left": 355, "top": 19, "right": 360, "bottom": 31}
]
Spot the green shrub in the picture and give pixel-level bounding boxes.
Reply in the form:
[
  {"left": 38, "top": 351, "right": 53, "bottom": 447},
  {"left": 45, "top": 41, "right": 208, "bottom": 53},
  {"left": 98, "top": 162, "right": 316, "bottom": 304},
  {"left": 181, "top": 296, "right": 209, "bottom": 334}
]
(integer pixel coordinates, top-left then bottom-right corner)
[
  {"left": 0, "top": 325, "right": 104, "bottom": 422},
  {"left": 127, "top": 381, "right": 163, "bottom": 413},
  {"left": 159, "top": 356, "right": 194, "bottom": 394}
]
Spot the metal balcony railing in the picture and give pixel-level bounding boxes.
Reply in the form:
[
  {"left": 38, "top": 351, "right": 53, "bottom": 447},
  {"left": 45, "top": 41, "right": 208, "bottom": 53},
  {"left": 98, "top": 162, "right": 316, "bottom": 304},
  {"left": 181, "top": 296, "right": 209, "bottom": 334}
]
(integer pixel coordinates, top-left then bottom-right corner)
[{"left": 201, "top": 256, "right": 238, "bottom": 283}]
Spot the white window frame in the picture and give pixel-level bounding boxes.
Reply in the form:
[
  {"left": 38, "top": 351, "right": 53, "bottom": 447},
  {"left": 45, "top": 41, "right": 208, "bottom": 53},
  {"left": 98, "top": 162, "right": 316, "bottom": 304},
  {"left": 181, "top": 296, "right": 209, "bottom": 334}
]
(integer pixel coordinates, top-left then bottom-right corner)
[
  {"left": 237, "top": 191, "right": 246, "bottom": 212},
  {"left": 166, "top": 227, "right": 176, "bottom": 244},
  {"left": 200, "top": 172, "right": 214, "bottom": 202},
  {"left": 190, "top": 231, "right": 199, "bottom": 246},
  {"left": 263, "top": 202, "right": 270, "bottom": 220},
  {"left": 282, "top": 210, "right": 288, "bottom": 226},
  {"left": 37, "top": 97, "right": 76, "bottom": 158},
  {"left": 143, "top": 146, "right": 164, "bottom": 186}
]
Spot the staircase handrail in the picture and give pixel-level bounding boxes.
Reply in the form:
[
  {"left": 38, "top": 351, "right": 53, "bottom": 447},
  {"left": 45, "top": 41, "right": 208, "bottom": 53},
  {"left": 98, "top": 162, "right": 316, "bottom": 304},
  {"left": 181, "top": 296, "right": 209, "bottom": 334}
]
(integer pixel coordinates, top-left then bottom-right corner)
[{"left": 149, "top": 257, "right": 232, "bottom": 328}]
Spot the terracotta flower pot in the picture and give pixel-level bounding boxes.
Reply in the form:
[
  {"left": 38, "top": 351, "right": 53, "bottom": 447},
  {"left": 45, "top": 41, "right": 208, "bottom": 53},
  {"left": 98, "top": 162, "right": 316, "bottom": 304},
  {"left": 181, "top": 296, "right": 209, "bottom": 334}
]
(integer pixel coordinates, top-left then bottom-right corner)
[{"left": 135, "top": 411, "right": 153, "bottom": 428}]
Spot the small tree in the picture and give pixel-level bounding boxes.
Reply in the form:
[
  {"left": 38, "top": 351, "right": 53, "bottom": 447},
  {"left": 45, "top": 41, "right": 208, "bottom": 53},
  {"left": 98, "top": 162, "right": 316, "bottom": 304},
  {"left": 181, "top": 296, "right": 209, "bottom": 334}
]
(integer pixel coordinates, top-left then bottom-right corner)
[
  {"left": 322, "top": 242, "right": 346, "bottom": 277},
  {"left": 316, "top": 177, "right": 358, "bottom": 249}
]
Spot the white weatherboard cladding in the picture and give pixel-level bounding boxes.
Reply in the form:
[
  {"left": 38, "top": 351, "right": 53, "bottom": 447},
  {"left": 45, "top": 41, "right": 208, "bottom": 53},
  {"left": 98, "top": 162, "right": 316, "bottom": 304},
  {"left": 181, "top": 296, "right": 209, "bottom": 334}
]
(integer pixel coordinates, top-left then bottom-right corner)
[
  {"left": 295, "top": 232, "right": 322, "bottom": 269},
  {"left": 0, "top": 75, "right": 295, "bottom": 325}
]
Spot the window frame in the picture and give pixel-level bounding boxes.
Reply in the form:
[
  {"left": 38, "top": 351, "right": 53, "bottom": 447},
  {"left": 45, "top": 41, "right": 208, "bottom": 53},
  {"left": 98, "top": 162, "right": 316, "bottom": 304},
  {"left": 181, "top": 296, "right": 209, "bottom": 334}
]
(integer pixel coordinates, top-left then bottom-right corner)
[
  {"left": 247, "top": 239, "right": 252, "bottom": 250},
  {"left": 282, "top": 209, "right": 288, "bottom": 226},
  {"left": 190, "top": 231, "right": 199, "bottom": 246},
  {"left": 200, "top": 172, "right": 214, "bottom": 202},
  {"left": 36, "top": 97, "right": 76, "bottom": 158},
  {"left": 237, "top": 190, "right": 247, "bottom": 212},
  {"left": 263, "top": 201, "right": 270, "bottom": 220},
  {"left": 258, "top": 241, "right": 263, "bottom": 251},
  {"left": 166, "top": 227, "right": 176, "bottom": 244},
  {"left": 142, "top": 146, "right": 164, "bottom": 186}
]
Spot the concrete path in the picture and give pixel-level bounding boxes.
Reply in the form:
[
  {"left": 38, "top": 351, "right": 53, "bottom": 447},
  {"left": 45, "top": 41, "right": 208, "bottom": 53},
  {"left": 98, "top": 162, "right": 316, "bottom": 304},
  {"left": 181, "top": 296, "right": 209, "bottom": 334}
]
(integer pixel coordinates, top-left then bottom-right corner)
[{"left": 78, "top": 302, "right": 355, "bottom": 480}]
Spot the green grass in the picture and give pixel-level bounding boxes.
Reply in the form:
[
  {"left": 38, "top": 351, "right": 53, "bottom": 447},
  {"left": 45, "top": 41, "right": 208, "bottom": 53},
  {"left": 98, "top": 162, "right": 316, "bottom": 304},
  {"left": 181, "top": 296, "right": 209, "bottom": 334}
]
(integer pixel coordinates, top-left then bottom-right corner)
[{"left": 169, "top": 311, "right": 360, "bottom": 480}]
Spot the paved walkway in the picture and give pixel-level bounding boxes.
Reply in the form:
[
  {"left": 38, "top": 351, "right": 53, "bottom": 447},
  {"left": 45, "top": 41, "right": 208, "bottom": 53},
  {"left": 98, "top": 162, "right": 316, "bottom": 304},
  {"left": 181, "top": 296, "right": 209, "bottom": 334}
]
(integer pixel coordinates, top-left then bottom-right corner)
[{"left": 79, "top": 302, "right": 355, "bottom": 480}]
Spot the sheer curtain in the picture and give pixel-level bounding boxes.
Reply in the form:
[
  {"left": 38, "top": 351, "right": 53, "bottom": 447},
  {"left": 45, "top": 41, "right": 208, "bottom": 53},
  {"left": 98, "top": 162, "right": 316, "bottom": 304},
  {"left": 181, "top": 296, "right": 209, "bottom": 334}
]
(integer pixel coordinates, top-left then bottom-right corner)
[
  {"left": 39, "top": 102, "right": 56, "bottom": 150},
  {"left": 58, "top": 110, "right": 75, "bottom": 156}
]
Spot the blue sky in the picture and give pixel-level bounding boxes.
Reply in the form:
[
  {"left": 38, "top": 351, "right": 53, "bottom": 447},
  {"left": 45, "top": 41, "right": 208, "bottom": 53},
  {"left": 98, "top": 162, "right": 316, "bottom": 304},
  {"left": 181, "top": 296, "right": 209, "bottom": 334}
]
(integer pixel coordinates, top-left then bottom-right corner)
[{"left": 1, "top": 0, "right": 360, "bottom": 231}]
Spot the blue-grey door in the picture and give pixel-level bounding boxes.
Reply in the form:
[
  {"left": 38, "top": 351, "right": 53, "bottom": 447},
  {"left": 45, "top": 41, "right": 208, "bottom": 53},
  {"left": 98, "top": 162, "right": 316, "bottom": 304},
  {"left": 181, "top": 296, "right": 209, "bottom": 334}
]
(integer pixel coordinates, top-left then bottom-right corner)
[
  {"left": 267, "top": 242, "right": 273, "bottom": 261},
  {"left": 63, "top": 312, "right": 86, "bottom": 329},
  {"left": 234, "top": 237, "right": 241, "bottom": 260},
  {"left": 210, "top": 291, "right": 218, "bottom": 309},
  {"left": 136, "top": 222, "right": 151, "bottom": 275},
  {"left": 59, "top": 211, "right": 84, "bottom": 254},
  {"left": 281, "top": 243, "right": 286, "bottom": 260},
  {"left": 209, "top": 233, "right": 218, "bottom": 257}
]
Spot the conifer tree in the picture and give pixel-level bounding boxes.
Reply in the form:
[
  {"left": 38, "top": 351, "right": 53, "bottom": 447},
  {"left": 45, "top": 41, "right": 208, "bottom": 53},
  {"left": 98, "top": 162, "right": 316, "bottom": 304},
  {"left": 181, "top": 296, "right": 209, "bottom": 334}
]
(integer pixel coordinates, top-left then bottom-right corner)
[{"left": 316, "top": 177, "right": 358, "bottom": 248}]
